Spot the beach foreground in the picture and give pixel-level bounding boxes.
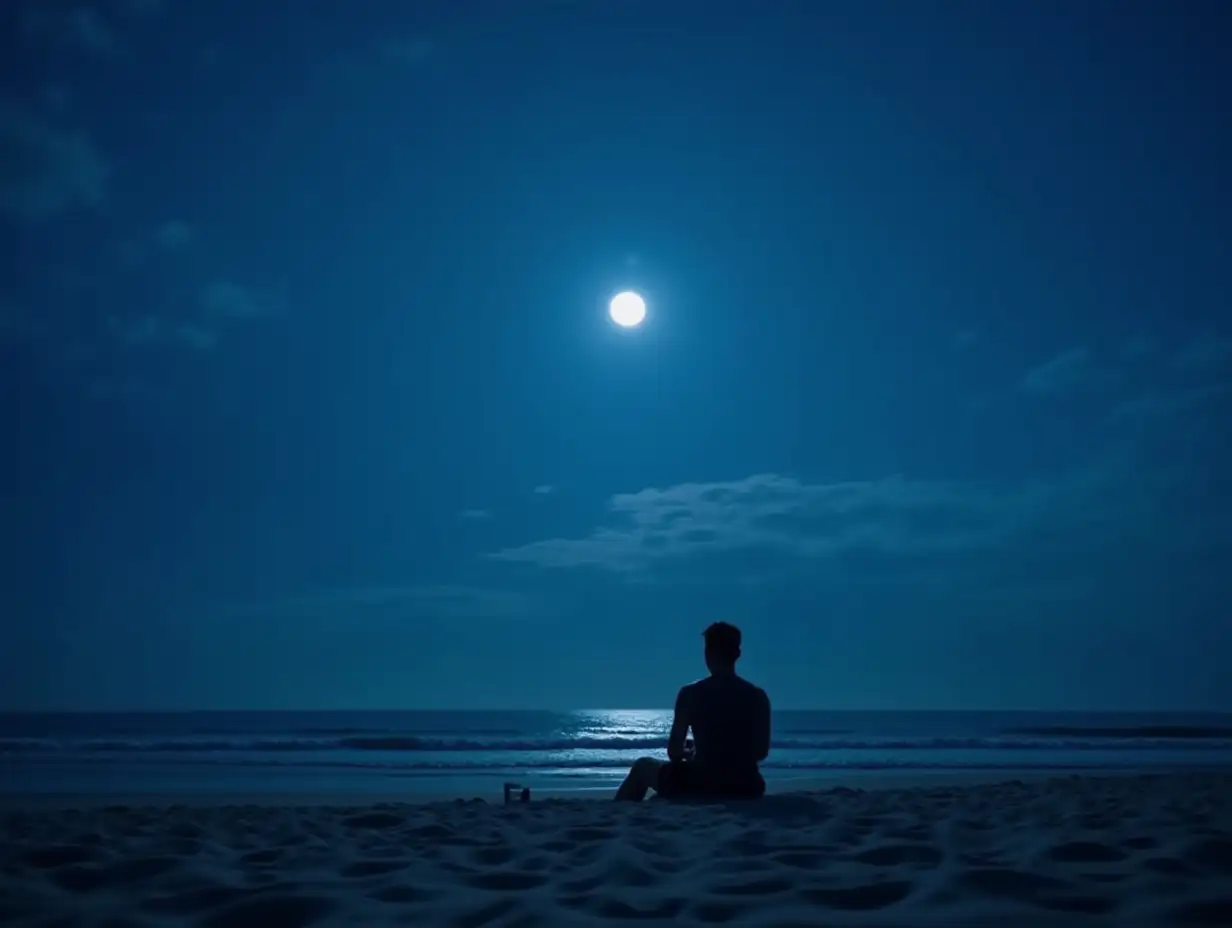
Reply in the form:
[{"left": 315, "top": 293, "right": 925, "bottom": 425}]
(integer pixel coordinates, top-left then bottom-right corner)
[{"left": 2, "top": 773, "right": 1230, "bottom": 927}]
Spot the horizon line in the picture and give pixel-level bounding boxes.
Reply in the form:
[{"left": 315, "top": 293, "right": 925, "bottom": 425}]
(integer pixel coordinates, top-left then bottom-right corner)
[{"left": 2, "top": 707, "right": 1230, "bottom": 715}]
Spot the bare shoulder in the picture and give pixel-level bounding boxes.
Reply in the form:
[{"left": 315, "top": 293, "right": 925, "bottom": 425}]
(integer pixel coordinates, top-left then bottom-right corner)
[{"left": 744, "top": 679, "right": 771, "bottom": 704}]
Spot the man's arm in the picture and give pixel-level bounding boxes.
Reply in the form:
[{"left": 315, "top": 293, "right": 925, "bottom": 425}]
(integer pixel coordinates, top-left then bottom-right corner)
[
  {"left": 667, "top": 686, "right": 691, "bottom": 762},
  {"left": 753, "top": 689, "right": 771, "bottom": 761}
]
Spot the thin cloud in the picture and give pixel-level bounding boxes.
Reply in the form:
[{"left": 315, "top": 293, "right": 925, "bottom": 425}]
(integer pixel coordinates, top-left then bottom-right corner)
[
  {"left": 107, "top": 315, "right": 160, "bottom": 347},
  {"left": 533, "top": 485, "right": 554, "bottom": 495},
  {"left": 1121, "top": 334, "right": 1155, "bottom": 360},
  {"left": 1, "top": 298, "right": 40, "bottom": 345},
  {"left": 492, "top": 470, "right": 1125, "bottom": 575},
  {"left": 459, "top": 509, "right": 493, "bottom": 522},
  {"left": 1113, "top": 384, "right": 1231, "bottom": 423},
  {"left": 22, "top": 7, "right": 118, "bottom": 57},
  {"left": 201, "top": 281, "right": 286, "bottom": 319},
  {"left": 174, "top": 325, "right": 217, "bottom": 352},
  {"left": 954, "top": 329, "right": 979, "bottom": 351},
  {"left": 1019, "top": 348, "right": 1089, "bottom": 395},
  {"left": 0, "top": 104, "right": 108, "bottom": 222},
  {"left": 107, "top": 314, "right": 218, "bottom": 353},
  {"left": 156, "top": 219, "right": 193, "bottom": 250},
  {"left": 116, "top": 0, "right": 167, "bottom": 15},
  {"left": 116, "top": 220, "right": 195, "bottom": 267},
  {"left": 1175, "top": 334, "right": 1232, "bottom": 375},
  {"left": 379, "top": 36, "right": 435, "bottom": 66}
]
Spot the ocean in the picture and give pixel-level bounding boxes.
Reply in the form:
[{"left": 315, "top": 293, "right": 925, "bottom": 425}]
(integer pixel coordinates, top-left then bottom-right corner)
[{"left": 2, "top": 710, "right": 1231, "bottom": 799}]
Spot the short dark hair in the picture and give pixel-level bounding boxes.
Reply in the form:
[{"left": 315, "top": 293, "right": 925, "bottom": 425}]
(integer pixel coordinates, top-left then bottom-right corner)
[{"left": 703, "top": 621, "right": 742, "bottom": 663}]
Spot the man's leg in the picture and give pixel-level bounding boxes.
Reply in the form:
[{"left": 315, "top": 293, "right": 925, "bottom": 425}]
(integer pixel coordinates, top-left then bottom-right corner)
[{"left": 614, "top": 756, "right": 663, "bottom": 801}]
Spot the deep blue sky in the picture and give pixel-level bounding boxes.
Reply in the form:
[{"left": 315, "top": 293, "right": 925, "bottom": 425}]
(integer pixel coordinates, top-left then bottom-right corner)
[{"left": 2, "top": 1, "right": 1230, "bottom": 711}]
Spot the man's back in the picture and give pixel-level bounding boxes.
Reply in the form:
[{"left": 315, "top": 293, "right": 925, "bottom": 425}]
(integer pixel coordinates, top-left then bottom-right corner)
[
  {"left": 682, "top": 673, "right": 771, "bottom": 784},
  {"left": 613, "top": 622, "right": 768, "bottom": 802}
]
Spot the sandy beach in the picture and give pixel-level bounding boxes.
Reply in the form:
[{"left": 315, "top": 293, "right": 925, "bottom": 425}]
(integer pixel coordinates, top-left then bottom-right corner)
[{"left": 2, "top": 772, "right": 1230, "bottom": 927}]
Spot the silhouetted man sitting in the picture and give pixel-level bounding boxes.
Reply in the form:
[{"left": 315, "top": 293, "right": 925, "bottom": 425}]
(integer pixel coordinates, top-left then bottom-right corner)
[{"left": 615, "top": 622, "right": 770, "bottom": 801}]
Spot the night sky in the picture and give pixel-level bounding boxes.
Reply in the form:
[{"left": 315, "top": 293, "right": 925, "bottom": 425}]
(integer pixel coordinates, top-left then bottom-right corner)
[{"left": 2, "top": 1, "right": 1230, "bottom": 711}]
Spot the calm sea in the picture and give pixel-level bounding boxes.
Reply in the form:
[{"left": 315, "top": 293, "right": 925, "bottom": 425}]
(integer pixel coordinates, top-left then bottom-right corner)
[{"left": 2, "top": 710, "right": 1231, "bottom": 798}]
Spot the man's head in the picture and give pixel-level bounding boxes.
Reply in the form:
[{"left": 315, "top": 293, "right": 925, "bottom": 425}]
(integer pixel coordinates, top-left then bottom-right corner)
[{"left": 703, "top": 621, "right": 742, "bottom": 673}]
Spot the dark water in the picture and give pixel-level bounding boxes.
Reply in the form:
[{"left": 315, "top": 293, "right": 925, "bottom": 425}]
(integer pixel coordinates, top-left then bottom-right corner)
[{"left": 3, "top": 709, "right": 1230, "bottom": 797}]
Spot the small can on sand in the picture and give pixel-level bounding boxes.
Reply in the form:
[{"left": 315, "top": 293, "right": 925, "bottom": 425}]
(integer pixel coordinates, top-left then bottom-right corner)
[{"left": 503, "top": 782, "right": 531, "bottom": 804}]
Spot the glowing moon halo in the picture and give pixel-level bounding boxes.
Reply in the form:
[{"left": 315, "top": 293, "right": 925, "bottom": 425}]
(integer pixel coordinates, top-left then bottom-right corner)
[{"left": 608, "top": 290, "right": 646, "bottom": 328}]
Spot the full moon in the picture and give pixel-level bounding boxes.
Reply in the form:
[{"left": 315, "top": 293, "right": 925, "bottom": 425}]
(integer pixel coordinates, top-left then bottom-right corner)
[{"left": 608, "top": 290, "right": 646, "bottom": 328}]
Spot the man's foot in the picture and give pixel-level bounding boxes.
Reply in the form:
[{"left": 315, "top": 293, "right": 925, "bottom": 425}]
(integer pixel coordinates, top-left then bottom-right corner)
[{"left": 614, "top": 756, "right": 663, "bottom": 801}]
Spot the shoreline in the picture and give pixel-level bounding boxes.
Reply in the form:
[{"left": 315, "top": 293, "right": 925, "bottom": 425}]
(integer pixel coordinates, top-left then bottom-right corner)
[{"left": 2, "top": 766, "right": 1222, "bottom": 811}]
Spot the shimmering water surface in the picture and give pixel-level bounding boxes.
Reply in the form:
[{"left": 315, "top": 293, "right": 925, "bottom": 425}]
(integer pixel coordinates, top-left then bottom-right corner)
[{"left": 3, "top": 709, "right": 1230, "bottom": 797}]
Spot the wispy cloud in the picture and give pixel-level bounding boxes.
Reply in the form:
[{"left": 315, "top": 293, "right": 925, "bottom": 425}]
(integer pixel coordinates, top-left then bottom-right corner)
[
  {"left": 954, "top": 329, "right": 979, "bottom": 351},
  {"left": 459, "top": 509, "right": 493, "bottom": 522},
  {"left": 107, "top": 315, "right": 217, "bottom": 353},
  {"left": 201, "top": 281, "right": 286, "bottom": 319},
  {"left": 116, "top": 219, "right": 194, "bottom": 266},
  {"left": 173, "top": 325, "right": 217, "bottom": 352},
  {"left": 1110, "top": 331, "right": 1232, "bottom": 424},
  {"left": 0, "top": 298, "right": 41, "bottom": 345},
  {"left": 533, "top": 485, "right": 554, "bottom": 496},
  {"left": 379, "top": 36, "right": 435, "bottom": 66},
  {"left": 1019, "top": 347, "right": 1089, "bottom": 395},
  {"left": 1121, "top": 334, "right": 1155, "bottom": 360},
  {"left": 0, "top": 104, "right": 108, "bottom": 222},
  {"left": 117, "top": 0, "right": 167, "bottom": 15},
  {"left": 156, "top": 219, "right": 193, "bottom": 250},
  {"left": 107, "top": 314, "right": 160, "bottom": 347},
  {"left": 492, "top": 470, "right": 1128, "bottom": 576},
  {"left": 21, "top": 7, "right": 118, "bottom": 57},
  {"left": 1175, "top": 334, "right": 1232, "bottom": 375},
  {"left": 1113, "top": 385, "right": 1231, "bottom": 423}
]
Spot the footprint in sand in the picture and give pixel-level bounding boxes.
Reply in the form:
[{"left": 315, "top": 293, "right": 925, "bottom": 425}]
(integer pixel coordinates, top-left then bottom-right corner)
[
  {"left": 406, "top": 822, "right": 455, "bottom": 842},
  {"left": 560, "top": 825, "right": 616, "bottom": 843},
  {"left": 800, "top": 879, "right": 914, "bottom": 910},
  {"left": 1144, "top": 856, "right": 1192, "bottom": 876},
  {"left": 711, "top": 876, "right": 794, "bottom": 897},
  {"left": 51, "top": 856, "right": 182, "bottom": 894},
  {"left": 558, "top": 872, "right": 607, "bottom": 894},
  {"left": 771, "top": 849, "right": 827, "bottom": 869},
  {"left": 1043, "top": 895, "right": 1117, "bottom": 915},
  {"left": 1047, "top": 840, "right": 1128, "bottom": 864},
  {"left": 464, "top": 869, "right": 549, "bottom": 892},
  {"left": 963, "top": 867, "right": 1068, "bottom": 898},
  {"left": 450, "top": 897, "right": 520, "bottom": 928},
  {"left": 852, "top": 843, "right": 945, "bottom": 868},
  {"left": 340, "top": 811, "right": 405, "bottom": 830},
  {"left": 467, "top": 844, "right": 516, "bottom": 867},
  {"left": 198, "top": 893, "right": 337, "bottom": 928},
  {"left": 369, "top": 883, "right": 439, "bottom": 905},
  {"left": 239, "top": 848, "right": 285, "bottom": 866},
  {"left": 21, "top": 844, "right": 101, "bottom": 869},
  {"left": 1184, "top": 835, "right": 1232, "bottom": 875},
  {"left": 339, "top": 858, "right": 410, "bottom": 878},
  {"left": 1166, "top": 898, "right": 1232, "bottom": 927},
  {"left": 609, "top": 858, "right": 659, "bottom": 888},
  {"left": 961, "top": 868, "right": 1115, "bottom": 916},
  {"left": 142, "top": 883, "right": 255, "bottom": 916},
  {"left": 690, "top": 900, "right": 747, "bottom": 923},
  {"left": 590, "top": 898, "right": 687, "bottom": 920}
]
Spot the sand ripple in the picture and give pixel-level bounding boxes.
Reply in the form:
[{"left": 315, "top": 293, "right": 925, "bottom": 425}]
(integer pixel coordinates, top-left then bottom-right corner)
[{"left": 1, "top": 772, "right": 1230, "bottom": 926}]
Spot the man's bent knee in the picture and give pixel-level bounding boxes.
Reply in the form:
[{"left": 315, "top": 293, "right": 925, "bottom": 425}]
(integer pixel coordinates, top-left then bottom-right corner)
[{"left": 631, "top": 756, "right": 661, "bottom": 780}]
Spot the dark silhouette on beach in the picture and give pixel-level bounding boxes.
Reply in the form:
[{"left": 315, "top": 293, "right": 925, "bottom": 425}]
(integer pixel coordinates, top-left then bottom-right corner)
[{"left": 615, "top": 622, "right": 771, "bottom": 801}]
